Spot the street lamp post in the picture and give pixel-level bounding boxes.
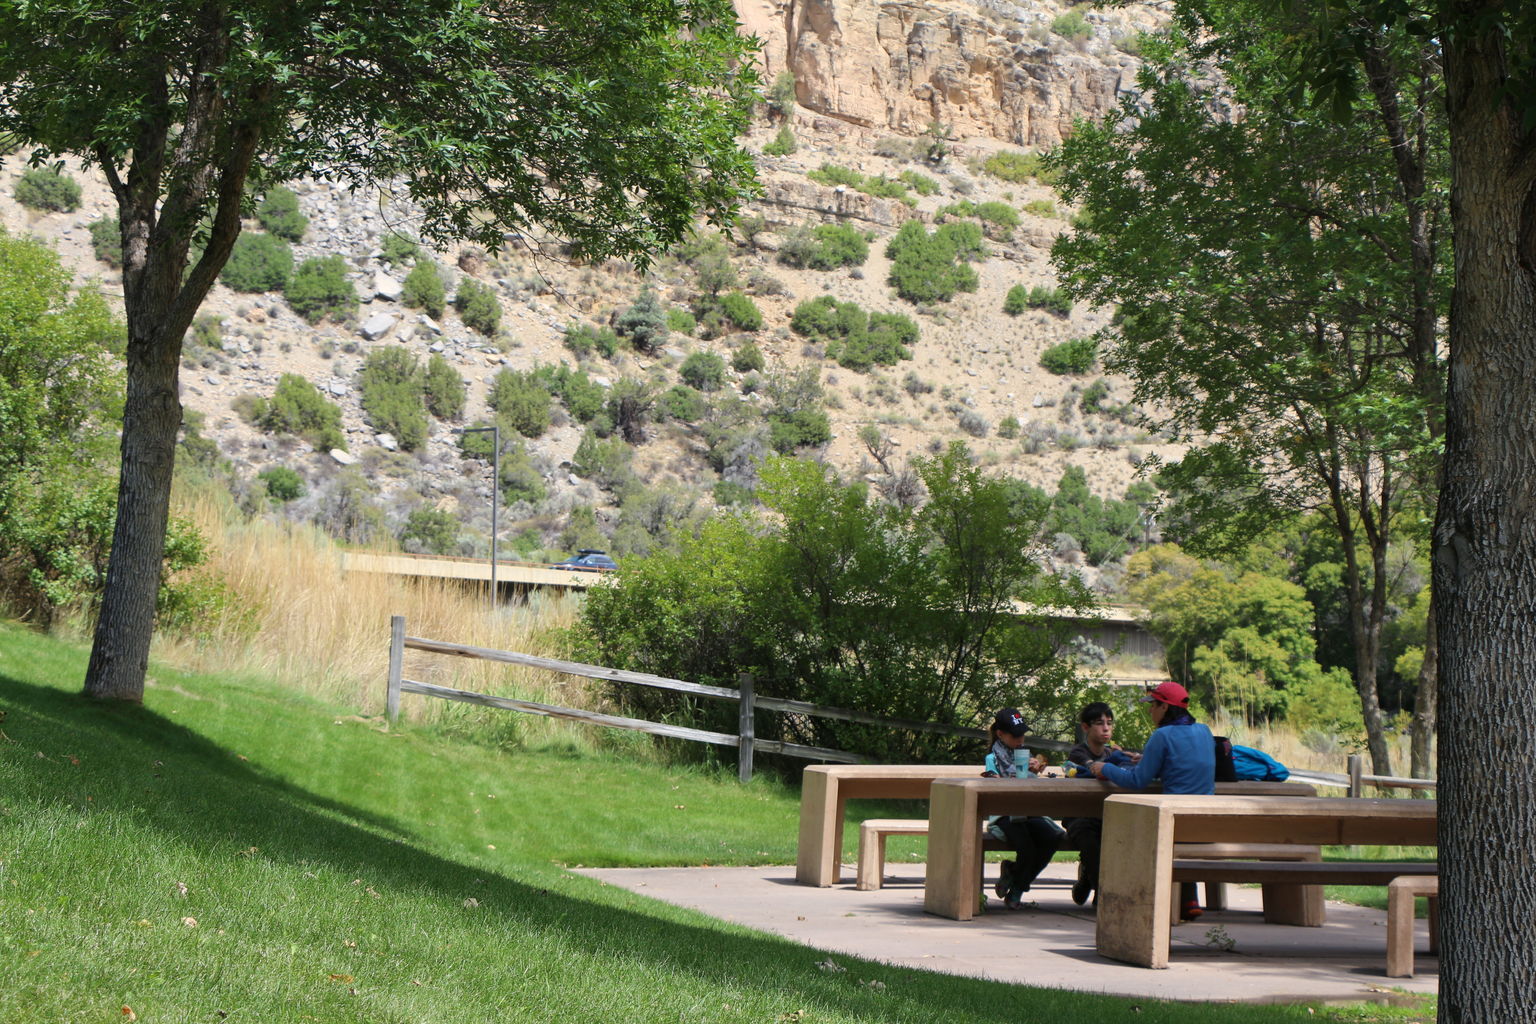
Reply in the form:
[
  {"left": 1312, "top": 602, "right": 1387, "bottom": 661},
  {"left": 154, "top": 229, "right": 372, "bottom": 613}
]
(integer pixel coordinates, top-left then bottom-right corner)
[{"left": 457, "top": 425, "right": 500, "bottom": 609}]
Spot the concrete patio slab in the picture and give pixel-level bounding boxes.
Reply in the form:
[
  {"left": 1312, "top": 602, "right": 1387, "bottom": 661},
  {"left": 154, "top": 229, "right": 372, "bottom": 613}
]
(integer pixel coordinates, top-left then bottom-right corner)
[{"left": 575, "top": 860, "right": 1436, "bottom": 1005}]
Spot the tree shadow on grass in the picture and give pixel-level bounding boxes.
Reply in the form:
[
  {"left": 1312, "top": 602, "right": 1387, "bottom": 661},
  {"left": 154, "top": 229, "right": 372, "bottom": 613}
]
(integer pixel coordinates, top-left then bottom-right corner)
[{"left": 1, "top": 672, "right": 1079, "bottom": 1023}]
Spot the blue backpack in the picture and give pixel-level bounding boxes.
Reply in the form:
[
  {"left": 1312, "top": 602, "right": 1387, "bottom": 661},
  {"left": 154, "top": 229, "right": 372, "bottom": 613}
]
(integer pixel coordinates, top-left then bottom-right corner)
[{"left": 1231, "top": 745, "right": 1289, "bottom": 782}]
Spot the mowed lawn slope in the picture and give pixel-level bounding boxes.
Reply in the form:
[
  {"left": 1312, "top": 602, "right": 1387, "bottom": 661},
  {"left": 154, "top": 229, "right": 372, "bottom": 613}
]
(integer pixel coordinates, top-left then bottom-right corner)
[{"left": 0, "top": 623, "right": 1423, "bottom": 1023}]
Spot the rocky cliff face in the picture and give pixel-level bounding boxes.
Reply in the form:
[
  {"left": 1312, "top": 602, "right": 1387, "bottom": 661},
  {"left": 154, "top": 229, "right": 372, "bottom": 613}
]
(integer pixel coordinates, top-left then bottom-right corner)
[{"left": 737, "top": 0, "right": 1159, "bottom": 146}]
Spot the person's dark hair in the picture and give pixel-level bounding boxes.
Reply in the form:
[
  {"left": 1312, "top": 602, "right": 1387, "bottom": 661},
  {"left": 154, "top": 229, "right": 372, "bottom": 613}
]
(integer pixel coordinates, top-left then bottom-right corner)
[
  {"left": 1078, "top": 701, "right": 1114, "bottom": 725},
  {"left": 1158, "top": 706, "right": 1197, "bottom": 727}
]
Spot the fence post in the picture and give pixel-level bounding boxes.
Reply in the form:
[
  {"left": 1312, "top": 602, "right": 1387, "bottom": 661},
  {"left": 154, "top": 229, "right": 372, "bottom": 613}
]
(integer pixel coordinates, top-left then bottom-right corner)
[
  {"left": 1347, "top": 753, "right": 1362, "bottom": 798},
  {"left": 387, "top": 615, "right": 405, "bottom": 724},
  {"left": 737, "top": 672, "right": 755, "bottom": 783}
]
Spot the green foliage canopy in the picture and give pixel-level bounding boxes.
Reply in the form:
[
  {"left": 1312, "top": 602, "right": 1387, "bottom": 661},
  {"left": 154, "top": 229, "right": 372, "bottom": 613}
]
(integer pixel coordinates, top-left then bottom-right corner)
[{"left": 577, "top": 446, "right": 1095, "bottom": 762}]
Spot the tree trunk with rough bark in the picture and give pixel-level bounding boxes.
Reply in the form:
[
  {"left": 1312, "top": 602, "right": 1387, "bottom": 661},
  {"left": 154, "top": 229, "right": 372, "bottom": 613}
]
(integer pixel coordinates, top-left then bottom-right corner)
[{"left": 1436, "top": 17, "right": 1536, "bottom": 1020}]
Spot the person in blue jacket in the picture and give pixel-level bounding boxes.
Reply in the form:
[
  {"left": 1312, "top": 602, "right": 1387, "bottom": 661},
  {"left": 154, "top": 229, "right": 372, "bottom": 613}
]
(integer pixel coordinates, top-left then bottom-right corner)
[{"left": 1087, "top": 680, "right": 1214, "bottom": 919}]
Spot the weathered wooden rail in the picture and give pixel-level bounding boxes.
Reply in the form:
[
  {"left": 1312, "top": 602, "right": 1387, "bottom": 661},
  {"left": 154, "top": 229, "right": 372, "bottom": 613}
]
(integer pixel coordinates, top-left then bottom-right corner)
[{"left": 385, "top": 616, "right": 1063, "bottom": 781}]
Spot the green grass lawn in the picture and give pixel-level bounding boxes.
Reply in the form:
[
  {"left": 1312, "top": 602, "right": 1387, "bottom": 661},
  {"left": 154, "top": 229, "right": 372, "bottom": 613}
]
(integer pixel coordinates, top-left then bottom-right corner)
[{"left": 0, "top": 622, "right": 1432, "bottom": 1023}]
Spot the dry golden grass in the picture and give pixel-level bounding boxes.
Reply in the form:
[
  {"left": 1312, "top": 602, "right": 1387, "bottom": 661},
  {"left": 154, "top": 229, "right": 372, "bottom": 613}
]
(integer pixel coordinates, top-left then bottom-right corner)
[{"left": 153, "top": 484, "right": 589, "bottom": 739}]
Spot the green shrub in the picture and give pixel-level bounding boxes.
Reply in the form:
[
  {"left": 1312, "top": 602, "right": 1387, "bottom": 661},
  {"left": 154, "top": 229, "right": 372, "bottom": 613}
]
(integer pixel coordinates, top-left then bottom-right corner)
[
  {"left": 659, "top": 384, "right": 707, "bottom": 423},
  {"left": 88, "top": 218, "right": 121, "bottom": 268},
  {"left": 975, "top": 201, "right": 1021, "bottom": 228},
  {"left": 762, "top": 124, "right": 797, "bottom": 156},
  {"left": 807, "top": 163, "right": 863, "bottom": 188},
  {"left": 1023, "top": 199, "right": 1058, "bottom": 218},
  {"left": 285, "top": 255, "right": 357, "bottom": 323},
  {"left": 1080, "top": 378, "right": 1112, "bottom": 414},
  {"left": 778, "top": 223, "right": 870, "bottom": 271},
  {"left": 766, "top": 71, "right": 797, "bottom": 119},
  {"left": 732, "top": 340, "right": 765, "bottom": 373},
  {"left": 564, "top": 322, "right": 622, "bottom": 359},
  {"left": 680, "top": 350, "right": 727, "bottom": 391},
  {"left": 221, "top": 233, "right": 293, "bottom": 293},
  {"left": 255, "top": 185, "right": 308, "bottom": 242},
  {"left": 497, "top": 442, "right": 547, "bottom": 506},
  {"left": 717, "top": 291, "right": 762, "bottom": 331},
  {"left": 1025, "top": 284, "right": 1074, "bottom": 317},
  {"left": 402, "top": 260, "right": 447, "bottom": 319},
  {"left": 899, "top": 170, "right": 941, "bottom": 196},
  {"left": 534, "top": 364, "right": 606, "bottom": 422},
  {"left": 400, "top": 508, "right": 460, "bottom": 555},
  {"left": 454, "top": 277, "right": 501, "bottom": 335},
  {"left": 261, "top": 373, "right": 346, "bottom": 450},
  {"left": 573, "top": 428, "right": 635, "bottom": 490},
  {"left": 981, "top": 150, "right": 1056, "bottom": 185},
  {"left": 1040, "top": 336, "right": 1098, "bottom": 375},
  {"left": 14, "top": 167, "right": 80, "bottom": 212},
  {"left": 884, "top": 220, "right": 982, "bottom": 304},
  {"left": 488, "top": 368, "right": 551, "bottom": 438},
  {"left": 713, "top": 479, "right": 755, "bottom": 506},
  {"left": 666, "top": 307, "right": 697, "bottom": 335},
  {"left": 381, "top": 233, "right": 420, "bottom": 267},
  {"left": 806, "top": 164, "right": 911, "bottom": 204},
  {"left": 1003, "top": 284, "right": 1029, "bottom": 316},
  {"left": 258, "top": 466, "right": 305, "bottom": 502},
  {"left": 1051, "top": 7, "right": 1093, "bottom": 39},
  {"left": 423, "top": 353, "right": 465, "bottom": 420},
  {"left": 998, "top": 415, "right": 1021, "bottom": 439},
  {"left": 359, "top": 346, "right": 428, "bottom": 450}
]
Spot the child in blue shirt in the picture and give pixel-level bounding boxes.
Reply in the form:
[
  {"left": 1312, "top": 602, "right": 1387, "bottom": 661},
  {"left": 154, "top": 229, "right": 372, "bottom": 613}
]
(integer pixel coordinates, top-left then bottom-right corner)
[{"left": 983, "top": 708, "right": 1066, "bottom": 909}]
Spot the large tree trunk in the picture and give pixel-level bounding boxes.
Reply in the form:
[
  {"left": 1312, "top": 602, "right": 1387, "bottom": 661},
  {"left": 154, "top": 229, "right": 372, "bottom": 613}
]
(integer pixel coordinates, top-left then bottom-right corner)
[
  {"left": 1409, "top": 588, "right": 1436, "bottom": 790},
  {"left": 1435, "top": 19, "right": 1536, "bottom": 1020}
]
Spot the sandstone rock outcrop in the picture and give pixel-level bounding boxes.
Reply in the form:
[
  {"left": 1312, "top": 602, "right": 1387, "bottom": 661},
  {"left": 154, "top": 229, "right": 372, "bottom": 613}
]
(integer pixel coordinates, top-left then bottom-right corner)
[{"left": 736, "top": 0, "right": 1160, "bottom": 147}]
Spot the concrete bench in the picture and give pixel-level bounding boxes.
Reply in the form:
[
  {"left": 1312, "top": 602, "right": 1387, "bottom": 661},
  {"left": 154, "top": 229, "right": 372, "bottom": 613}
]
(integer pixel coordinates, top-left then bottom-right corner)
[
  {"left": 1387, "top": 875, "right": 1440, "bottom": 978},
  {"left": 857, "top": 817, "right": 1322, "bottom": 913}
]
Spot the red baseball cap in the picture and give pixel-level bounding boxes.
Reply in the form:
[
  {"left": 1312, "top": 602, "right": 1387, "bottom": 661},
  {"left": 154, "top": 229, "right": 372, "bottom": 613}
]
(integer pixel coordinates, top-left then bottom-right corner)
[{"left": 1142, "top": 681, "right": 1190, "bottom": 708}]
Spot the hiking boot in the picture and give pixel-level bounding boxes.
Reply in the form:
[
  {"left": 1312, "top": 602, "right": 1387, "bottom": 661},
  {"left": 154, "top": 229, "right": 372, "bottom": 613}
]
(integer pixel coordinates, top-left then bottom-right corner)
[
  {"left": 993, "top": 860, "right": 1014, "bottom": 900},
  {"left": 1072, "top": 878, "right": 1093, "bottom": 906}
]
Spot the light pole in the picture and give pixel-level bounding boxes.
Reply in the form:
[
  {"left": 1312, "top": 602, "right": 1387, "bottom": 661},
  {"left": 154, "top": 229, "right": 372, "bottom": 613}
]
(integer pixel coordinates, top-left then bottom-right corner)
[{"left": 457, "top": 424, "right": 500, "bottom": 609}]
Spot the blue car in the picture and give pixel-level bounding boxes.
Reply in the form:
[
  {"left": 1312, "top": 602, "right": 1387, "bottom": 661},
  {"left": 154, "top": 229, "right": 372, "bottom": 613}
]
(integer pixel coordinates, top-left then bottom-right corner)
[{"left": 552, "top": 549, "right": 617, "bottom": 572}]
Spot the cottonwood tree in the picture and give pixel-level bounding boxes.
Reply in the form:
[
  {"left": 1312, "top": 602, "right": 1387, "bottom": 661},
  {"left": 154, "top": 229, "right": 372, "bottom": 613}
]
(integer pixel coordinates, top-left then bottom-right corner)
[
  {"left": 0, "top": 0, "right": 757, "bottom": 702},
  {"left": 1155, "top": 0, "right": 1536, "bottom": 1015},
  {"left": 1050, "top": 10, "right": 1447, "bottom": 777}
]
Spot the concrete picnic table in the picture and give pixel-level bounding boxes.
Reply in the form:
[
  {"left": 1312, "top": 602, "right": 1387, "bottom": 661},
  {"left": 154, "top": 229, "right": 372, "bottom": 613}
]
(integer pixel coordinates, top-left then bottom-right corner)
[
  {"left": 921, "top": 777, "right": 1312, "bottom": 921},
  {"left": 1096, "top": 793, "right": 1438, "bottom": 968}
]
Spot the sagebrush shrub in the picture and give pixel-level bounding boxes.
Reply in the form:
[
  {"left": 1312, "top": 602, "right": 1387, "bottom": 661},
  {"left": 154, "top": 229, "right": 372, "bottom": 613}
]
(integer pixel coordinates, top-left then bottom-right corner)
[
  {"left": 221, "top": 233, "right": 293, "bottom": 293},
  {"left": 732, "top": 340, "right": 765, "bottom": 373},
  {"left": 680, "top": 350, "right": 726, "bottom": 391},
  {"left": 258, "top": 466, "right": 306, "bottom": 502},
  {"left": 285, "top": 255, "right": 357, "bottom": 322},
  {"left": 488, "top": 368, "right": 551, "bottom": 438},
  {"left": 1040, "top": 336, "right": 1098, "bottom": 375},
  {"left": 14, "top": 168, "right": 81, "bottom": 212},
  {"left": 88, "top": 218, "right": 121, "bottom": 268},
  {"left": 261, "top": 373, "right": 346, "bottom": 450},
  {"left": 423, "top": 353, "right": 465, "bottom": 420}
]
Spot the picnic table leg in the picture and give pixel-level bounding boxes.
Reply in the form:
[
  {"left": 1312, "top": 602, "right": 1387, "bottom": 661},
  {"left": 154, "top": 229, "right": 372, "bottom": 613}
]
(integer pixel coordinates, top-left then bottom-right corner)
[
  {"left": 924, "top": 783, "right": 980, "bottom": 920},
  {"left": 1260, "top": 847, "right": 1325, "bottom": 926},
  {"left": 795, "top": 770, "right": 843, "bottom": 886},
  {"left": 1097, "top": 798, "right": 1174, "bottom": 968}
]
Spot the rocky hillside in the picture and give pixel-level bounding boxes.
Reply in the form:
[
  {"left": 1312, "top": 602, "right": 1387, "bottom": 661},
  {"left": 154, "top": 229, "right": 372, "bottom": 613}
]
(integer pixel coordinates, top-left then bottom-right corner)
[{"left": 2, "top": 0, "right": 1177, "bottom": 575}]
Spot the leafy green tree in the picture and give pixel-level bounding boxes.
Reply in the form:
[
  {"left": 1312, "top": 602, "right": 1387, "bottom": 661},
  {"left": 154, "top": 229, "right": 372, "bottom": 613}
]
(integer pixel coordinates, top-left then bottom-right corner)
[
  {"left": 400, "top": 508, "right": 460, "bottom": 555},
  {"left": 13, "top": 167, "right": 79, "bottom": 211},
  {"left": 258, "top": 374, "right": 345, "bottom": 452},
  {"left": 255, "top": 185, "right": 307, "bottom": 242},
  {"left": 1050, "top": 13, "right": 1446, "bottom": 776},
  {"left": 573, "top": 428, "right": 635, "bottom": 490},
  {"left": 884, "top": 219, "right": 983, "bottom": 304},
  {"left": 0, "top": 0, "right": 758, "bottom": 702},
  {"left": 488, "top": 368, "right": 551, "bottom": 439},
  {"left": 401, "top": 260, "right": 446, "bottom": 319},
  {"left": 1039, "top": 337, "right": 1097, "bottom": 376},
  {"left": 658, "top": 383, "right": 707, "bottom": 423},
  {"left": 220, "top": 232, "right": 293, "bottom": 292},
  {"left": 1046, "top": 467, "right": 1144, "bottom": 566},
  {"left": 285, "top": 255, "right": 357, "bottom": 323},
  {"left": 359, "top": 347, "right": 427, "bottom": 450},
  {"left": 763, "top": 366, "right": 831, "bottom": 451},
  {"left": 606, "top": 376, "right": 659, "bottom": 444},
  {"left": 0, "top": 232, "right": 124, "bottom": 622},
  {"left": 577, "top": 445, "right": 1094, "bottom": 762}
]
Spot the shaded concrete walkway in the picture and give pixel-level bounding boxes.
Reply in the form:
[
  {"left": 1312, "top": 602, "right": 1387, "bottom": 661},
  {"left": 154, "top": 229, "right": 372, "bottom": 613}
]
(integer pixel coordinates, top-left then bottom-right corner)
[{"left": 576, "top": 860, "right": 1436, "bottom": 1005}]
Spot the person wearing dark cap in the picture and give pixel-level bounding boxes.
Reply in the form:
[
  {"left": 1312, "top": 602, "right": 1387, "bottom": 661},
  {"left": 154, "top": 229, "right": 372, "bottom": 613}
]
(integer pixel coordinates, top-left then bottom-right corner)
[
  {"left": 982, "top": 708, "right": 1066, "bottom": 909},
  {"left": 1086, "top": 681, "right": 1215, "bottom": 919}
]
